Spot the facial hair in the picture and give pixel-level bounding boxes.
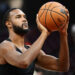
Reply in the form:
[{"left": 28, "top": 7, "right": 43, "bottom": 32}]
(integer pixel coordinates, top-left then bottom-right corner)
[{"left": 12, "top": 24, "right": 29, "bottom": 36}]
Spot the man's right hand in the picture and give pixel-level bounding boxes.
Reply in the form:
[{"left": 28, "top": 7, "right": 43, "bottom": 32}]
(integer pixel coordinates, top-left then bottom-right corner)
[{"left": 36, "top": 14, "right": 50, "bottom": 36}]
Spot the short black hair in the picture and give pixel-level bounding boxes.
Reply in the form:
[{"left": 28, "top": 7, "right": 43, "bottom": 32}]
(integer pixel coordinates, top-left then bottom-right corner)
[
  {"left": 3, "top": 8, "right": 18, "bottom": 26},
  {"left": 1, "top": 8, "right": 19, "bottom": 32}
]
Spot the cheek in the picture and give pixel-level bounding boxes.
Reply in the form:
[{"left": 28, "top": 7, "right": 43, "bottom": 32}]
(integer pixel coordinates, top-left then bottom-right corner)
[{"left": 11, "top": 19, "right": 22, "bottom": 26}]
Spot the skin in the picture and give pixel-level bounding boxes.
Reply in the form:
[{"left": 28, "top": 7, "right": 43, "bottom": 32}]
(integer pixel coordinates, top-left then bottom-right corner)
[{"left": 0, "top": 9, "right": 69, "bottom": 72}]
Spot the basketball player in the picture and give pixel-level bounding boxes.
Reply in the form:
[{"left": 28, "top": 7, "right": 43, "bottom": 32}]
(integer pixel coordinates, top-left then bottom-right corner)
[{"left": 0, "top": 8, "right": 69, "bottom": 75}]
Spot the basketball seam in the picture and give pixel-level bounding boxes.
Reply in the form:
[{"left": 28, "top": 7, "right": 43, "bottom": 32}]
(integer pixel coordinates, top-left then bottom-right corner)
[
  {"left": 39, "top": 4, "right": 46, "bottom": 21},
  {"left": 51, "top": 6, "right": 67, "bottom": 29},
  {"left": 51, "top": 6, "right": 66, "bottom": 20},
  {"left": 45, "top": 3, "right": 53, "bottom": 32},
  {"left": 40, "top": 9, "right": 66, "bottom": 20},
  {"left": 51, "top": 6, "right": 62, "bottom": 10},
  {"left": 50, "top": 10, "right": 59, "bottom": 29}
]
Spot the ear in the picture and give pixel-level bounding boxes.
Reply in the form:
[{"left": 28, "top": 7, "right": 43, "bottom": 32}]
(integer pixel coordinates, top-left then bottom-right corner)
[{"left": 5, "top": 21, "right": 12, "bottom": 28}]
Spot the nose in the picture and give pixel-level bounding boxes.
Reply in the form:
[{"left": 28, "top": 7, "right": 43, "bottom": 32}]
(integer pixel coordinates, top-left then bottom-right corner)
[{"left": 22, "top": 17, "right": 27, "bottom": 23}]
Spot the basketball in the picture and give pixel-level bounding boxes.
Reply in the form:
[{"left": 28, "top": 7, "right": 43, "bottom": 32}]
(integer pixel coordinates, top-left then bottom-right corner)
[{"left": 38, "top": 1, "right": 69, "bottom": 31}]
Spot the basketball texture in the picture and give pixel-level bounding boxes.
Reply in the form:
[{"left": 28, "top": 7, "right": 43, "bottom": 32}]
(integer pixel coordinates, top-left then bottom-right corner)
[{"left": 38, "top": 1, "right": 69, "bottom": 31}]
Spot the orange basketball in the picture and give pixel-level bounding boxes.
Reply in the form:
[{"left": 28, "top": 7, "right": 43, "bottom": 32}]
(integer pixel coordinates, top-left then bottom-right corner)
[{"left": 38, "top": 1, "right": 69, "bottom": 31}]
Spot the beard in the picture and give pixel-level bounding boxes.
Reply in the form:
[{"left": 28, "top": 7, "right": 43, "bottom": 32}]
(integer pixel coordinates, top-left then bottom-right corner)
[{"left": 12, "top": 24, "right": 29, "bottom": 36}]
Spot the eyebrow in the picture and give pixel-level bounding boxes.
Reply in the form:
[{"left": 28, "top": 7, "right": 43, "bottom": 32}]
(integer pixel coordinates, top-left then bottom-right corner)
[{"left": 16, "top": 14, "right": 26, "bottom": 17}]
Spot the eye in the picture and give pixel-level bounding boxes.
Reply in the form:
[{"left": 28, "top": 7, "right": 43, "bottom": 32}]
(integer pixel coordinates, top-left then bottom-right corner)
[{"left": 16, "top": 15, "right": 21, "bottom": 18}]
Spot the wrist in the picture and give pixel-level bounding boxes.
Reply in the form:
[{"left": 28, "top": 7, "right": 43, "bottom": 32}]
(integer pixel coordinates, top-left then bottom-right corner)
[
  {"left": 60, "top": 32, "right": 68, "bottom": 37},
  {"left": 42, "top": 30, "right": 48, "bottom": 37},
  {"left": 59, "top": 30, "right": 68, "bottom": 35}
]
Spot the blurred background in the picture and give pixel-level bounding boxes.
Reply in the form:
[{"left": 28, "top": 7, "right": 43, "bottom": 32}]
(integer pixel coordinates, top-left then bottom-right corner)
[{"left": 0, "top": 0, "right": 75, "bottom": 75}]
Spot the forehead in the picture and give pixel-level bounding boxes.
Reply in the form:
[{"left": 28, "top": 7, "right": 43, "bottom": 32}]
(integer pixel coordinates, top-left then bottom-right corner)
[{"left": 10, "top": 9, "right": 25, "bottom": 17}]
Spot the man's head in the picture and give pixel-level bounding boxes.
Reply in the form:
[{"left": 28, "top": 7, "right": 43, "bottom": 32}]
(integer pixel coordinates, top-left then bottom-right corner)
[{"left": 3, "top": 8, "right": 29, "bottom": 35}]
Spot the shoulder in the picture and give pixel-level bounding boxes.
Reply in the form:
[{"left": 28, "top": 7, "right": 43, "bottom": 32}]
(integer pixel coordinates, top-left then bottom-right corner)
[
  {"left": 0, "top": 40, "right": 14, "bottom": 48},
  {"left": 0, "top": 40, "right": 15, "bottom": 55}
]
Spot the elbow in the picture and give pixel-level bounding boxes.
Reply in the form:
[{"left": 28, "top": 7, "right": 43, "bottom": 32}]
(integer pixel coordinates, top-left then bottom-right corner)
[
  {"left": 59, "top": 65, "right": 70, "bottom": 72},
  {"left": 58, "top": 60, "right": 70, "bottom": 72}
]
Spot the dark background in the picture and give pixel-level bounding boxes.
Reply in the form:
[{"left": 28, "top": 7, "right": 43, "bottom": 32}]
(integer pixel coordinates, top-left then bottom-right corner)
[{"left": 0, "top": 0, "right": 75, "bottom": 74}]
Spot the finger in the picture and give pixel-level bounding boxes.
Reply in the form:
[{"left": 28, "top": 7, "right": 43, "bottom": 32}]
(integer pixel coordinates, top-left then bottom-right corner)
[
  {"left": 36, "top": 14, "right": 38, "bottom": 22},
  {"left": 37, "top": 14, "right": 39, "bottom": 22}
]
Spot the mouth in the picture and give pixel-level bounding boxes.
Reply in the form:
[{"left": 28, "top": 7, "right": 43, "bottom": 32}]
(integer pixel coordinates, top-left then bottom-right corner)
[{"left": 22, "top": 23, "right": 28, "bottom": 29}]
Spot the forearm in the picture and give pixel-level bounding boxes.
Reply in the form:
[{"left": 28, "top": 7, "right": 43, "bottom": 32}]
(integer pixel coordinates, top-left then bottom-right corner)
[
  {"left": 58, "top": 33, "right": 70, "bottom": 70},
  {"left": 20, "top": 31, "right": 48, "bottom": 65}
]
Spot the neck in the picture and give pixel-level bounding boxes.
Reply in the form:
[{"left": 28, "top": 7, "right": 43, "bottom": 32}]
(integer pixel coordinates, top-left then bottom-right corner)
[{"left": 9, "top": 30, "right": 26, "bottom": 47}]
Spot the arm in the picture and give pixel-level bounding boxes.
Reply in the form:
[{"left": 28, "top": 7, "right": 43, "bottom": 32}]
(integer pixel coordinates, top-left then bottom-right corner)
[
  {"left": 0, "top": 15, "right": 49, "bottom": 68},
  {"left": 0, "top": 31, "right": 47, "bottom": 68},
  {"left": 36, "top": 23, "right": 70, "bottom": 72}
]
